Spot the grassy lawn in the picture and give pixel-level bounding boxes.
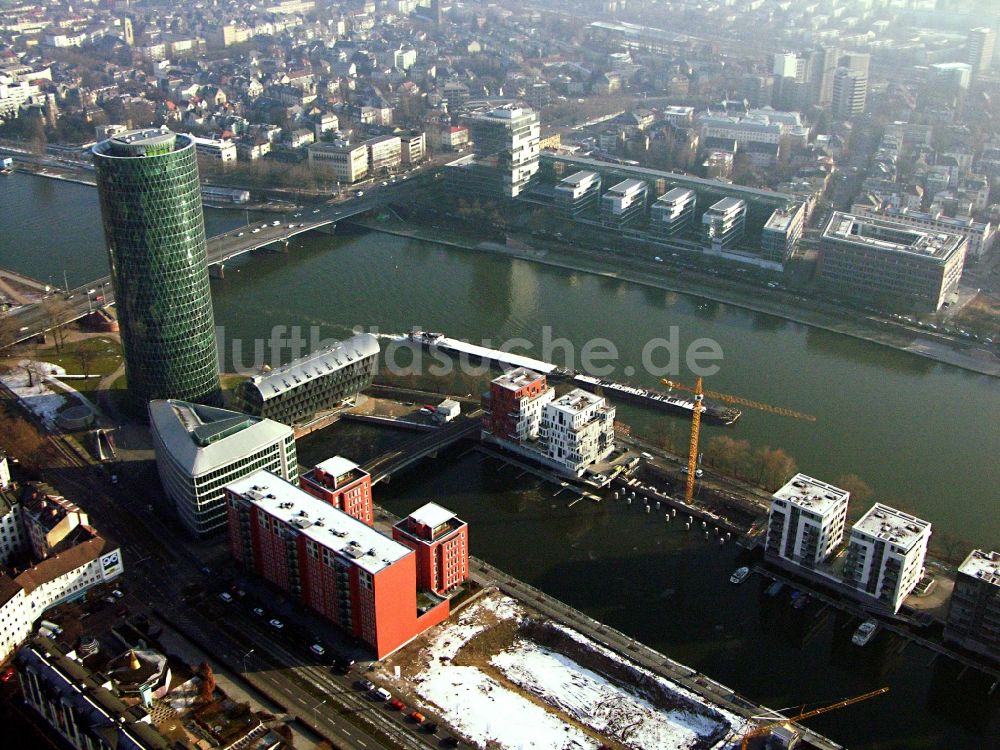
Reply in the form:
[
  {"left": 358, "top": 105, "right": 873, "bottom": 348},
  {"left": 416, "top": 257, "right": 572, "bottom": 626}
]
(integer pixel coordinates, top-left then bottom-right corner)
[{"left": 39, "top": 337, "right": 123, "bottom": 392}]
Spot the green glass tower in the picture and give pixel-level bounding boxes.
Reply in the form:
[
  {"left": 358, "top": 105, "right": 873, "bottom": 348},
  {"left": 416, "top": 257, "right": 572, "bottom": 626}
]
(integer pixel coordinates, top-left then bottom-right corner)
[{"left": 93, "top": 129, "right": 221, "bottom": 411}]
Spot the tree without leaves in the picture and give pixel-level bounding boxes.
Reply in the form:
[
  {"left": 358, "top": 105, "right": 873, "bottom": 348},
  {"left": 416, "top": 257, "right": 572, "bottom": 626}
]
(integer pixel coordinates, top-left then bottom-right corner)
[
  {"left": 197, "top": 662, "right": 216, "bottom": 703},
  {"left": 76, "top": 347, "right": 97, "bottom": 380},
  {"left": 753, "top": 446, "right": 797, "bottom": 490}
]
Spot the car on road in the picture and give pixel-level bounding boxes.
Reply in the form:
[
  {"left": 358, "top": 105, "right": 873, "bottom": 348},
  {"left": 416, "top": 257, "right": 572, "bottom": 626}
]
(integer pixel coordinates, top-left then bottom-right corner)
[
  {"left": 310, "top": 643, "right": 326, "bottom": 657},
  {"left": 312, "top": 208, "right": 320, "bottom": 213},
  {"left": 653, "top": 256, "right": 663, "bottom": 262},
  {"left": 111, "top": 589, "right": 124, "bottom": 599},
  {"left": 371, "top": 687, "right": 392, "bottom": 701},
  {"left": 357, "top": 679, "right": 375, "bottom": 692},
  {"left": 269, "top": 618, "right": 284, "bottom": 630},
  {"left": 252, "top": 228, "right": 260, "bottom": 233},
  {"left": 272, "top": 220, "right": 281, "bottom": 226},
  {"left": 354, "top": 190, "right": 364, "bottom": 197},
  {"left": 219, "top": 592, "right": 233, "bottom": 602},
  {"left": 333, "top": 657, "right": 355, "bottom": 673},
  {"left": 381, "top": 181, "right": 388, "bottom": 186},
  {"left": 729, "top": 566, "right": 750, "bottom": 584},
  {"left": 253, "top": 607, "right": 265, "bottom": 617},
  {"left": 388, "top": 698, "right": 406, "bottom": 711}
]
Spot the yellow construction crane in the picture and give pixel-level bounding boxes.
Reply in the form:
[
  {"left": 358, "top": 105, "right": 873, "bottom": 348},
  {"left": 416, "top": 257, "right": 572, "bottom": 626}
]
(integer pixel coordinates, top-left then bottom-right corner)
[
  {"left": 738, "top": 687, "right": 889, "bottom": 749},
  {"left": 661, "top": 378, "right": 817, "bottom": 504}
]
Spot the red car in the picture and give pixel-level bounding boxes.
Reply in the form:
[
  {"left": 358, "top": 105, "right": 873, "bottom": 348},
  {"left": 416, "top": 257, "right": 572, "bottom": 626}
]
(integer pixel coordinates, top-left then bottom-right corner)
[
  {"left": 1, "top": 666, "right": 16, "bottom": 683},
  {"left": 388, "top": 698, "right": 406, "bottom": 711}
]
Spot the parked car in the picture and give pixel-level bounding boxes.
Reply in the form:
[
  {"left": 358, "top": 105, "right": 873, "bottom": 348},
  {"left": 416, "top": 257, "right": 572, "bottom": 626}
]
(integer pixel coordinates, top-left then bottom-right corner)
[
  {"left": 388, "top": 698, "right": 407, "bottom": 711},
  {"left": 310, "top": 643, "right": 326, "bottom": 657},
  {"left": 371, "top": 687, "right": 392, "bottom": 701},
  {"left": 408, "top": 710, "right": 426, "bottom": 724},
  {"left": 729, "top": 566, "right": 750, "bottom": 584},
  {"left": 253, "top": 607, "right": 265, "bottom": 617},
  {"left": 219, "top": 592, "right": 233, "bottom": 603},
  {"left": 357, "top": 679, "right": 375, "bottom": 692},
  {"left": 269, "top": 618, "right": 284, "bottom": 630},
  {"left": 852, "top": 619, "right": 878, "bottom": 646}
]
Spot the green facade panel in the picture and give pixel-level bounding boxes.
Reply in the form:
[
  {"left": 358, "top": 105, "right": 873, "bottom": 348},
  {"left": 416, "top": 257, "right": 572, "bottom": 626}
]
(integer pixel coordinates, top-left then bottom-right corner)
[{"left": 94, "top": 130, "right": 221, "bottom": 411}]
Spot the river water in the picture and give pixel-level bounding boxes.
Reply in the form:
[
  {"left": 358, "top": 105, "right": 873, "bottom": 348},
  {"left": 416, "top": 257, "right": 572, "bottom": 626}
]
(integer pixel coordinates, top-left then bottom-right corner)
[{"left": 2, "top": 172, "right": 999, "bottom": 748}]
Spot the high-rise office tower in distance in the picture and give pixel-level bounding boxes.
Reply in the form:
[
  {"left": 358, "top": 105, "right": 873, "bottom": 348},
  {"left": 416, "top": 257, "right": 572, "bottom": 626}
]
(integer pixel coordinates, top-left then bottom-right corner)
[{"left": 93, "top": 129, "right": 221, "bottom": 411}]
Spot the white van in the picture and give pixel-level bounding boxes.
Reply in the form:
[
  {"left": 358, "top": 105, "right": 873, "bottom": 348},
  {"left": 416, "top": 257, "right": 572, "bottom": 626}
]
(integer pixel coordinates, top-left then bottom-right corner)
[{"left": 371, "top": 687, "right": 392, "bottom": 701}]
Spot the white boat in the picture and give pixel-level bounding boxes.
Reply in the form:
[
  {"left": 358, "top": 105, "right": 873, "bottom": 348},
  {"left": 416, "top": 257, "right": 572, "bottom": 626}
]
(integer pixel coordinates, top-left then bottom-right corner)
[
  {"left": 729, "top": 566, "right": 750, "bottom": 584},
  {"left": 852, "top": 619, "right": 878, "bottom": 646}
]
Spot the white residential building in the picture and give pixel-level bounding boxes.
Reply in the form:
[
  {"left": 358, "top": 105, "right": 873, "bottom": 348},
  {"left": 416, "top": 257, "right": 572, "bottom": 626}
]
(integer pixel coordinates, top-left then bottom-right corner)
[
  {"left": 149, "top": 400, "right": 298, "bottom": 536},
  {"left": 765, "top": 474, "right": 849, "bottom": 568},
  {"left": 0, "top": 533, "right": 123, "bottom": 662},
  {"left": 0, "top": 492, "right": 23, "bottom": 566},
  {"left": 841, "top": 503, "right": 931, "bottom": 613},
  {"left": 703, "top": 197, "right": 746, "bottom": 252},
  {"left": 366, "top": 134, "right": 402, "bottom": 174},
  {"left": 190, "top": 135, "right": 237, "bottom": 162},
  {"left": 554, "top": 170, "right": 601, "bottom": 215},
  {"left": 649, "top": 187, "right": 696, "bottom": 237},
  {"left": 463, "top": 105, "right": 540, "bottom": 197},
  {"left": 308, "top": 141, "right": 369, "bottom": 183},
  {"left": 600, "top": 178, "right": 648, "bottom": 227},
  {"left": 539, "top": 389, "right": 616, "bottom": 476}
]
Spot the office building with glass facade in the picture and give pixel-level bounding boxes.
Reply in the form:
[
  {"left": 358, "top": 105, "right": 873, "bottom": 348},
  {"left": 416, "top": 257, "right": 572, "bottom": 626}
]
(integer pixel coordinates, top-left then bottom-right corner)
[{"left": 93, "top": 129, "right": 221, "bottom": 411}]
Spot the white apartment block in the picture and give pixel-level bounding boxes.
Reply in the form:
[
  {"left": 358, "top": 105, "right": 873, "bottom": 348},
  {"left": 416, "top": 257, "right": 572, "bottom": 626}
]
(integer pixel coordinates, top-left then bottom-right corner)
[
  {"left": 650, "top": 187, "right": 696, "bottom": 237},
  {"left": 0, "top": 535, "right": 124, "bottom": 662},
  {"left": 308, "top": 142, "right": 369, "bottom": 183},
  {"left": 464, "top": 105, "right": 540, "bottom": 197},
  {"left": 149, "top": 400, "right": 298, "bottom": 536},
  {"left": 600, "top": 178, "right": 648, "bottom": 227},
  {"left": 367, "top": 135, "right": 402, "bottom": 174},
  {"left": 765, "top": 474, "right": 849, "bottom": 568},
  {"left": 698, "top": 114, "right": 783, "bottom": 146},
  {"left": 841, "top": 503, "right": 931, "bottom": 613},
  {"left": 190, "top": 135, "right": 237, "bottom": 162},
  {"left": 703, "top": 197, "right": 747, "bottom": 252},
  {"left": 540, "top": 390, "right": 616, "bottom": 476},
  {"left": 554, "top": 170, "right": 602, "bottom": 215},
  {"left": 0, "top": 494, "right": 23, "bottom": 566}
]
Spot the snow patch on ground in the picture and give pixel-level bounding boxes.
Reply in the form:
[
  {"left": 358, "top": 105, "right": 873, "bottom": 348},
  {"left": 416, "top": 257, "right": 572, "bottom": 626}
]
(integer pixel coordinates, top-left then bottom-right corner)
[
  {"left": 0, "top": 360, "right": 69, "bottom": 427},
  {"left": 492, "top": 642, "right": 723, "bottom": 750},
  {"left": 395, "top": 592, "right": 744, "bottom": 750}
]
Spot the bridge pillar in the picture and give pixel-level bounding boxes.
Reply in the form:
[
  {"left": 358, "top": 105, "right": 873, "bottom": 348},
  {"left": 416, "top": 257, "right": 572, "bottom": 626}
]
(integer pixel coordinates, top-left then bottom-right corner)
[{"left": 209, "top": 263, "right": 225, "bottom": 279}]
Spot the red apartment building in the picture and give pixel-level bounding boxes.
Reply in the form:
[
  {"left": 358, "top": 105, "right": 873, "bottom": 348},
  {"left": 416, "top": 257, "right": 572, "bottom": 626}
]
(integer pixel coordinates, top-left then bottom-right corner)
[
  {"left": 299, "top": 456, "right": 373, "bottom": 525},
  {"left": 482, "top": 367, "right": 553, "bottom": 443},
  {"left": 392, "top": 503, "right": 469, "bottom": 596},
  {"left": 225, "top": 471, "right": 452, "bottom": 659}
]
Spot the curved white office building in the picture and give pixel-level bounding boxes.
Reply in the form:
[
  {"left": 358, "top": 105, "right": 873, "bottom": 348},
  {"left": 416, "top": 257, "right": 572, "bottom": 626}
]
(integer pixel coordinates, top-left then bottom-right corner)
[{"left": 150, "top": 400, "right": 298, "bottom": 536}]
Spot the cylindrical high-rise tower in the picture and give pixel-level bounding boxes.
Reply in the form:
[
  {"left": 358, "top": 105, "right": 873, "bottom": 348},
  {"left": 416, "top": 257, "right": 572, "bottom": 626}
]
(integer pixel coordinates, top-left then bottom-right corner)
[{"left": 93, "top": 129, "right": 221, "bottom": 411}]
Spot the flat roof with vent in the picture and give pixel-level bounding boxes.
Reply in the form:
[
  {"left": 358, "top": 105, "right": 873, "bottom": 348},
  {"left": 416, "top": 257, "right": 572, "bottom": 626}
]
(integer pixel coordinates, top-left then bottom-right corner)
[
  {"left": 226, "top": 470, "right": 410, "bottom": 574},
  {"left": 823, "top": 211, "right": 964, "bottom": 261},
  {"left": 852, "top": 502, "right": 931, "bottom": 549},
  {"left": 958, "top": 549, "right": 1000, "bottom": 587},
  {"left": 772, "top": 473, "right": 849, "bottom": 516}
]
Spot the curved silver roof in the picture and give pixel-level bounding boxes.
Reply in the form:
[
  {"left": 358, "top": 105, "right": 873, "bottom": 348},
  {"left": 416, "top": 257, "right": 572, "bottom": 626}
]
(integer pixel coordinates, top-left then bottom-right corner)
[{"left": 247, "top": 333, "right": 380, "bottom": 401}]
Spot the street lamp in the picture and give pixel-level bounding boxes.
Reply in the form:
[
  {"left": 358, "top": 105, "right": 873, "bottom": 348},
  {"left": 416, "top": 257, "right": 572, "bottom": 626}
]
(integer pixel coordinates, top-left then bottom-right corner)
[
  {"left": 312, "top": 698, "right": 327, "bottom": 725},
  {"left": 242, "top": 648, "right": 255, "bottom": 675},
  {"left": 87, "top": 288, "right": 96, "bottom": 313}
]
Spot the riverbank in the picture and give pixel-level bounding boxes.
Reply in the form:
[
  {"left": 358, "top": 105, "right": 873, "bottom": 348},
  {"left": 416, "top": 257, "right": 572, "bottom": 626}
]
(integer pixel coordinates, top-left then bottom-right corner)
[
  {"left": 350, "top": 215, "right": 1000, "bottom": 378},
  {"left": 9, "top": 161, "right": 289, "bottom": 213}
]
